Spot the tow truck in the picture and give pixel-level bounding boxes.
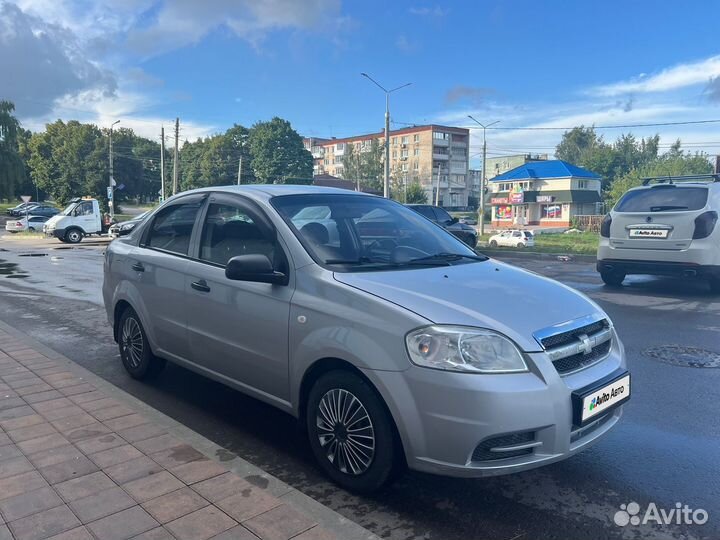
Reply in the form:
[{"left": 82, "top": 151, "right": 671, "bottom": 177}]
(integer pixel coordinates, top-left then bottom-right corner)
[{"left": 43, "top": 197, "right": 113, "bottom": 243}]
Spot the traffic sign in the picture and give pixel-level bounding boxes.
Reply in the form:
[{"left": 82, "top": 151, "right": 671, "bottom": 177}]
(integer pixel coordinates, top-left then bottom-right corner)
[
  {"left": 21, "top": 195, "right": 31, "bottom": 203},
  {"left": 107, "top": 187, "right": 113, "bottom": 200}
]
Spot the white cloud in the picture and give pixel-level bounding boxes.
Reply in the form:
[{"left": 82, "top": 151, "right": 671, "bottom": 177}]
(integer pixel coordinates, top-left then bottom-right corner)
[
  {"left": 126, "top": 0, "right": 343, "bottom": 56},
  {"left": 590, "top": 54, "right": 720, "bottom": 96},
  {"left": 0, "top": 1, "right": 117, "bottom": 117},
  {"left": 408, "top": 6, "right": 447, "bottom": 17}
]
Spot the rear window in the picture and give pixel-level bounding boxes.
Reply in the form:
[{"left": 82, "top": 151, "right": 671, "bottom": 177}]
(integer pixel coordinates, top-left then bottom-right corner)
[{"left": 615, "top": 187, "right": 708, "bottom": 212}]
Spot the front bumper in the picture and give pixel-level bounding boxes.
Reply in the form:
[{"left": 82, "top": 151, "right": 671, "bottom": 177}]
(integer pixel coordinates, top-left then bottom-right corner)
[
  {"left": 364, "top": 335, "right": 626, "bottom": 478},
  {"left": 44, "top": 228, "right": 65, "bottom": 239}
]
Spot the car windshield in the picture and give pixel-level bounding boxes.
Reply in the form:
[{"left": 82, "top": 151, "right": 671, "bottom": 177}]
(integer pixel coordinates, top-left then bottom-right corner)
[
  {"left": 615, "top": 186, "right": 709, "bottom": 212},
  {"left": 61, "top": 202, "right": 78, "bottom": 216},
  {"left": 272, "top": 194, "right": 484, "bottom": 272}
]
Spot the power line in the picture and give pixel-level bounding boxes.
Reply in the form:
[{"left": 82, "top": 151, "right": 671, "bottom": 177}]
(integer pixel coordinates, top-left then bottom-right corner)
[{"left": 392, "top": 118, "right": 720, "bottom": 131}]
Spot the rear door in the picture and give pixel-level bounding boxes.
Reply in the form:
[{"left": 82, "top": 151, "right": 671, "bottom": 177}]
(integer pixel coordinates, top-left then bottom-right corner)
[
  {"left": 610, "top": 185, "right": 709, "bottom": 251},
  {"left": 131, "top": 195, "right": 205, "bottom": 360}
]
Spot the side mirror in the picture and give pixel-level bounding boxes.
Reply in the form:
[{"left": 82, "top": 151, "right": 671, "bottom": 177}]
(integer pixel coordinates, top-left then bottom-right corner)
[
  {"left": 225, "top": 254, "right": 288, "bottom": 285},
  {"left": 449, "top": 217, "right": 459, "bottom": 224}
]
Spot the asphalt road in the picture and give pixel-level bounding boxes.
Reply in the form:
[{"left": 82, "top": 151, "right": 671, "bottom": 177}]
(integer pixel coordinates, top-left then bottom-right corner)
[{"left": 0, "top": 233, "right": 718, "bottom": 540}]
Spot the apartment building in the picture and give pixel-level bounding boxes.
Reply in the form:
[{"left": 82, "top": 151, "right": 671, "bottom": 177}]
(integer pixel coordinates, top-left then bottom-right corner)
[
  {"left": 485, "top": 153, "right": 549, "bottom": 180},
  {"left": 303, "top": 124, "right": 471, "bottom": 207},
  {"left": 489, "top": 160, "right": 602, "bottom": 227}
]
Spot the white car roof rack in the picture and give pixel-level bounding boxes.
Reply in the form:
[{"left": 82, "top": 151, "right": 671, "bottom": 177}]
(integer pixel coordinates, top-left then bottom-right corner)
[{"left": 641, "top": 174, "right": 720, "bottom": 186}]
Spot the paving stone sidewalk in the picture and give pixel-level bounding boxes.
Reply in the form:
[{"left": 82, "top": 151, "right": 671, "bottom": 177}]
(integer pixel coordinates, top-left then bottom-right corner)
[{"left": 0, "top": 328, "right": 337, "bottom": 540}]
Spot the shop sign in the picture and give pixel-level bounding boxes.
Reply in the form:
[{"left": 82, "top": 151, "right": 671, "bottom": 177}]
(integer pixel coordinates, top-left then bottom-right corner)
[
  {"left": 537, "top": 195, "right": 555, "bottom": 203},
  {"left": 491, "top": 197, "right": 509, "bottom": 204},
  {"left": 509, "top": 191, "right": 524, "bottom": 204}
]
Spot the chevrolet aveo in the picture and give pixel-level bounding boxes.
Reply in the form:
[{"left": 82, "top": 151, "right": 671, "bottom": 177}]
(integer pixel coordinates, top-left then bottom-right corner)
[{"left": 103, "top": 185, "right": 630, "bottom": 492}]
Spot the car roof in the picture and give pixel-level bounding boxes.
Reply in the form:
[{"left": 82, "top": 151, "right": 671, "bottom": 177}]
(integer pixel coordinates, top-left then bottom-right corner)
[
  {"left": 628, "top": 182, "right": 715, "bottom": 192},
  {"left": 166, "top": 184, "right": 373, "bottom": 204}
]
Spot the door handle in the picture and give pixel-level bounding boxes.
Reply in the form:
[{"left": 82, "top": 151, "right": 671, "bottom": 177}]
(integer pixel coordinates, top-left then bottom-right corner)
[
  {"left": 191, "top": 279, "right": 211, "bottom": 293},
  {"left": 131, "top": 262, "right": 145, "bottom": 272}
]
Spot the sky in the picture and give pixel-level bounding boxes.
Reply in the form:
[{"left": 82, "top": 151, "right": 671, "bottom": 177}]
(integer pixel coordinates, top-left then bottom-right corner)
[{"left": 3, "top": 0, "right": 720, "bottom": 168}]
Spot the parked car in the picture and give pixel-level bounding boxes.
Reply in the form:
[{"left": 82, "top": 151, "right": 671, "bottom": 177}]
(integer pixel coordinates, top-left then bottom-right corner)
[
  {"left": 44, "top": 197, "right": 109, "bottom": 243},
  {"left": 7, "top": 202, "right": 39, "bottom": 216},
  {"left": 460, "top": 217, "right": 478, "bottom": 225},
  {"left": 104, "top": 186, "right": 629, "bottom": 493},
  {"left": 406, "top": 204, "right": 478, "bottom": 247},
  {"left": 27, "top": 205, "right": 60, "bottom": 218},
  {"left": 488, "top": 229, "right": 535, "bottom": 248},
  {"left": 5, "top": 215, "right": 50, "bottom": 233},
  {"left": 109, "top": 212, "right": 149, "bottom": 238},
  {"left": 597, "top": 174, "right": 720, "bottom": 292}
]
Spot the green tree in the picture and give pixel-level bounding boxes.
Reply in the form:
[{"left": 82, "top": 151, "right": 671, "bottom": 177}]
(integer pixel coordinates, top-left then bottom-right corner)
[
  {"left": 607, "top": 150, "right": 712, "bottom": 207},
  {"left": 405, "top": 182, "right": 428, "bottom": 204},
  {"left": 248, "top": 117, "right": 311, "bottom": 183},
  {"left": 26, "top": 120, "right": 108, "bottom": 206},
  {"left": 0, "top": 101, "right": 26, "bottom": 200}
]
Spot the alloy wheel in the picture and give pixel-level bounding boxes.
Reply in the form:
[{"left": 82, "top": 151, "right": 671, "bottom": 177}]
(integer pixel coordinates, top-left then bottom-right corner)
[
  {"left": 316, "top": 388, "right": 375, "bottom": 475},
  {"left": 121, "top": 317, "right": 143, "bottom": 368}
]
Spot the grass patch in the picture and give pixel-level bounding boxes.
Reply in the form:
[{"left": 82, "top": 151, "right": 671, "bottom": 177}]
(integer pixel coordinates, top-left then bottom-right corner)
[{"left": 478, "top": 231, "right": 599, "bottom": 255}]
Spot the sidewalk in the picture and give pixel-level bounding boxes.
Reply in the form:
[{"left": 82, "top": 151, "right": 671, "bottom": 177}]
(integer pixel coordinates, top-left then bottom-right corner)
[{"left": 0, "top": 322, "right": 377, "bottom": 540}]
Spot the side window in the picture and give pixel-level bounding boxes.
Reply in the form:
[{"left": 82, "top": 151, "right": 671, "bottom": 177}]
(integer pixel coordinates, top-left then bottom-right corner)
[
  {"left": 145, "top": 201, "right": 202, "bottom": 256},
  {"left": 198, "top": 203, "right": 275, "bottom": 266},
  {"left": 434, "top": 207, "right": 453, "bottom": 223},
  {"left": 75, "top": 202, "right": 93, "bottom": 216},
  {"left": 415, "top": 206, "right": 435, "bottom": 220},
  {"left": 513, "top": 231, "right": 522, "bottom": 237}
]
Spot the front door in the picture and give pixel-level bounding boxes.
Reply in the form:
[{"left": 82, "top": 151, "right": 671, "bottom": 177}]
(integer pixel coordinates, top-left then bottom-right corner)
[
  {"left": 184, "top": 194, "right": 294, "bottom": 404},
  {"left": 74, "top": 201, "right": 97, "bottom": 233}
]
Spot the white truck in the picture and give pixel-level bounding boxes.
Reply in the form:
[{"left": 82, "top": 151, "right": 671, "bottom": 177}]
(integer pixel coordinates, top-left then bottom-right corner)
[{"left": 43, "top": 198, "right": 110, "bottom": 243}]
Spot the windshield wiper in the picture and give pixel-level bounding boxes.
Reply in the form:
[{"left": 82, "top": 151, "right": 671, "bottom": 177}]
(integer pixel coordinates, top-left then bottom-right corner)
[
  {"left": 650, "top": 205, "right": 688, "bottom": 212},
  {"left": 406, "top": 252, "right": 489, "bottom": 265},
  {"left": 324, "top": 256, "right": 386, "bottom": 265}
]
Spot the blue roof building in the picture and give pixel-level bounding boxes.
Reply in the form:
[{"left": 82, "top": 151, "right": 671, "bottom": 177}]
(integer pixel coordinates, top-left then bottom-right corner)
[{"left": 488, "top": 160, "right": 602, "bottom": 227}]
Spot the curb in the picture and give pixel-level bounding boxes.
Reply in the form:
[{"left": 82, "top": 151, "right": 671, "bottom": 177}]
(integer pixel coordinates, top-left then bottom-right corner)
[
  {"left": 0, "top": 318, "right": 380, "bottom": 540},
  {"left": 478, "top": 248, "right": 597, "bottom": 263}
]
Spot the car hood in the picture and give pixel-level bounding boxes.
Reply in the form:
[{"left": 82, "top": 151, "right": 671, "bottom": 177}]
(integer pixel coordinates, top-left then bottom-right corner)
[
  {"left": 43, "top": 215, "right": 64, "bottom": 228},
  {"left": 333, "top": 260, "right": 606, "bottom": 352}
]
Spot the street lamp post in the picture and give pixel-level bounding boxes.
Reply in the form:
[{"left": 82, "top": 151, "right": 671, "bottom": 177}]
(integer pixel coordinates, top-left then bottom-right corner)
[
  {"left": 361, "top": 73, "right": 411, "bottom": 199},
  {"left": 468, "top": 115, "right": 499, "bottom": 236},
  {"left": 109, "top": 119, "right": 120, "bottom": 219}
]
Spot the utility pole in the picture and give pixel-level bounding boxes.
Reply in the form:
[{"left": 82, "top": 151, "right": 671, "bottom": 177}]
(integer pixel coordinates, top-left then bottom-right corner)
[
  {"left": 468, "top": 116, "right": 499, "bottom": 236},
  {"left": 435, "top": 163, "right": 442, "bottom": 206},
  {"left": 172, "top": 118, "right": 179, "bottom": 195},
  {"left": 109, "top": 120, "right": 120, "bottom": 219},
  {"left": 360, "top": 73, "right": 411, "bottom": 199},
  {"left": 160, "top": 126, "right": 165, "bottom": 202},
  {"left": 237, "top": 155, "right": 243, "bottom": 185}
]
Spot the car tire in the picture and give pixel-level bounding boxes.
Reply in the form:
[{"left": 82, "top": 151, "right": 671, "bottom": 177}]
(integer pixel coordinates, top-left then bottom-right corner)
[
  {"left": 489, "top": 240, "right": 498, "bottom": 248},
  {"left": 600, "top": 270, "right": 626, "bottom": 287},
  {"left": 117, "top": 307, "right": 166, "bottom": 380},
  {"left": 64, "top": 228, "right": 83, "bottom": 244},
  {"left": 306, "top": 370, "right": 398, "bottom": 493},
  {"left": 516, "top": 242, "right": 525, "bottom": 248}
]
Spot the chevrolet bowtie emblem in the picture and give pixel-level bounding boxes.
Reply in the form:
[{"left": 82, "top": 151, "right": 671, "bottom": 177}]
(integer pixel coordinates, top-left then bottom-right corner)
[{"left": 577, "top": 334, "right": 593, "bottom": 355}]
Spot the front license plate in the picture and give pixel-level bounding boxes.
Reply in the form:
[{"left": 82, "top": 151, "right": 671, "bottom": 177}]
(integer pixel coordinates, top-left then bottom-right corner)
[
  {"left": 573, "top": 371, "right": 630, "bottom": 426},
  {"left": 628, "top": 228, "right": 669, "bottom": 239}
]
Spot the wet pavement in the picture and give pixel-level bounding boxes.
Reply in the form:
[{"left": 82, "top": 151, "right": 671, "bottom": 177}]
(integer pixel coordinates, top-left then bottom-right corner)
[{"left": 0, "top": 234, "right": 718, "bottom": 540}]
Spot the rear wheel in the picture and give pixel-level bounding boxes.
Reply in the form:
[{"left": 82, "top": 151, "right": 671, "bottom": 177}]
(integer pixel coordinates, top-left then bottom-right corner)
[
  {"left": 64, "top": 228, "right": 83, "bottom": 244},
  {"left": 117, "top": 307, "right": 166, "bottom": 379},
  {"left": 600, "top": 269, "right": 626, "bottom": 287},
  {"left": 516, "top": 242, "right": 525, "bottom": 248},
  {"left": 306, "top": 371, "right": 398, "bottom": 493}
]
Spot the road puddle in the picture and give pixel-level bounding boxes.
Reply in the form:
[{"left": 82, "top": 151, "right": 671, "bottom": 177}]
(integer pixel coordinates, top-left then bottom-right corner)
[{"left": 0, "top": 259, "right": 29, "bottom": 279}]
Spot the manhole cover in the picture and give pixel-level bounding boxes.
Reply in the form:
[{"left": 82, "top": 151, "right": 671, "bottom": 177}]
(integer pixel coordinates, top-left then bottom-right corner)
[{"left": 643, "top": 345, "right": 720, "bottom": 368}]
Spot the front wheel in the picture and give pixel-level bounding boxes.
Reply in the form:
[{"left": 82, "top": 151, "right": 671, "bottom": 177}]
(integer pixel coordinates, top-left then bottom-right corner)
[
  {"left": 306, "top": 371, "right": 398, "bottom": 493},
  {"left": 600, "top": 269, "right": 626, "bottom": 287},
  {"left": 117, "top": 307, "right": 166, "bottom": 379},
  {"left": 64, "top": 229, "right": 83, "bottom": 244},
  {"left": 489, "top": 240, "right": 498, "bottom": 248}
]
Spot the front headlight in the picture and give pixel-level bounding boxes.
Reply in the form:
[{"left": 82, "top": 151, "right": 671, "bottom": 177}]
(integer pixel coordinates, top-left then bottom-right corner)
[
  {"left": 405, "top": 325, "right": 528, "bottom": 373},
  {"left": 120, "top": 223, "right": 135, "bottom": 231}
]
